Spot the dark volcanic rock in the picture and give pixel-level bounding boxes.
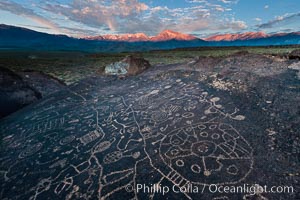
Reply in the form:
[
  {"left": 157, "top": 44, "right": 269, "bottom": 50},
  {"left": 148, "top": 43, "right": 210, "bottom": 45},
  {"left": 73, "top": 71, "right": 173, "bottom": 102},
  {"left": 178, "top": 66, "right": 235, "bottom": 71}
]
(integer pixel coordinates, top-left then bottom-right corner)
[
  {"left": 0, "top": 53, "right": 299, "bottom": 200},
  {"left": 289, "top": 49, "right": 300, "bottom": 60},
  {"left": 18, "top": 70, "right": 66, "bottom": 97},
  {"left": 0, "top": 67, "right": 41, "bottom": 118},
  {"left": 0, "top": 68, "right": 66, "bottom": 118},
  {"left": 105, "top": 55, "right": 151, "bottom": 76}
]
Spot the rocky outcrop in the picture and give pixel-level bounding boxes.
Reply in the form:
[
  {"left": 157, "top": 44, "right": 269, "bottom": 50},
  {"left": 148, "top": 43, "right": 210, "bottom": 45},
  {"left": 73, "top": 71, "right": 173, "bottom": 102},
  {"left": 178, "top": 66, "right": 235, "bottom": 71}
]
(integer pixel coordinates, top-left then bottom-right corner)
[
  {"left": 18, "top": 70, "right": 66, "bottom": 97},
  {"left": 0, "top": 68, "right": 66, "bottom": 118},
  {"left": 0, "top": 67, "right": 41, "bottom": 118},
  {"left": 289, "top": 49, "right": 300, "bottom": 60},
  {"left": 105, "top": 56, "right": 151, "bottom": 76}
]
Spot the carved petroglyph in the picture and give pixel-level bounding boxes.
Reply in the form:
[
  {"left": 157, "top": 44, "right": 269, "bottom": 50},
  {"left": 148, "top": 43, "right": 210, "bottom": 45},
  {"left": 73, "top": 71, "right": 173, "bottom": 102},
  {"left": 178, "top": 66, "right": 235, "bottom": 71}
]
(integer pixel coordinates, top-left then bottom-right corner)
[
  {"left": 59, "top": 135, "right": 76, "bottom": 145},
  {"left": 19, "top": 143, "right": 43, "bottom": 159},
  {"left": 79, "top": 129, "right": 104, "bottom": 146},
  {"left": 157, "top": 122, "right": 253, "bottom": 185},
  {"left": 93, "top": 138, "right": 115, "bottom": 153},
  {"left": 0, "top": 76, "right": 253, "bottom": 200}
]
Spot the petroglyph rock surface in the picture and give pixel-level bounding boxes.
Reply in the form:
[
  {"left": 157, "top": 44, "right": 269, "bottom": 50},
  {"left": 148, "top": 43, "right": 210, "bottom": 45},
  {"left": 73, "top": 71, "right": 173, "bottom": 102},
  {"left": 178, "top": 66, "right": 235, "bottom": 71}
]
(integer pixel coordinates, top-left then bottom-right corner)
[{"left": 0, "top": 63, "right": 299, "bottom": 200}]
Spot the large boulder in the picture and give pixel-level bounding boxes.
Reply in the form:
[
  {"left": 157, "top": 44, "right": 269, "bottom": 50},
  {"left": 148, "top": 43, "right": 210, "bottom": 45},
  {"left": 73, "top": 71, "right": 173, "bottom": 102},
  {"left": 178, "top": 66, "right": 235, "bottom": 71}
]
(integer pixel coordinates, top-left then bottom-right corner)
[
  {"left": 18, "top": 70, "right": 66, "bottom": 97},
  {"left": 0, "top": 68, "right": 66, "bottom": 118},
  {"left": 105, "top": 56, "right": 151, "bottom": 76},
  {"left": 288, "top": 49, "right": 300, "bottom": 60},
  {"left": 0, "top": 67, "right": 41, "bottom": 118}
]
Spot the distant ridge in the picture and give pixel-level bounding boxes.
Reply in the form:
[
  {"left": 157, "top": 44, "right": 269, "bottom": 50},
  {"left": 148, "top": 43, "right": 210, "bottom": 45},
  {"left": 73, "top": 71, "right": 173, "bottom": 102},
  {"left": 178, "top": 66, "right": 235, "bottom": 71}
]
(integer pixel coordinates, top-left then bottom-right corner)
[
  {"left": 205, "top": 31, "right": 300, "bottom": 41},
  {"left": 0, "top": 24, "right": 299, "bottom": 52},
  {"left": 85, "top": 33, "right": 149, "bottom": 42},
  {"left": 150, "top": 30, "right": 198, "bottom": 41},
  {"left": 85, "top": 30, "right": 199, "bottom": 42}
]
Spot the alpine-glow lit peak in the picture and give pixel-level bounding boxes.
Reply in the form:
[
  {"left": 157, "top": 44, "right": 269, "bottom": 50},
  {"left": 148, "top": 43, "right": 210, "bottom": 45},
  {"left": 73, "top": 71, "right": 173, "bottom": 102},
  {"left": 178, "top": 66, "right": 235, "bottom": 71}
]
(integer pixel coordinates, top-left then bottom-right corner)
[
  {"left": 205, "top": 32, "right": 269, "bottom": 41},
  {"left": 85, "top": 30, "right": 198, "bottom": 42}
]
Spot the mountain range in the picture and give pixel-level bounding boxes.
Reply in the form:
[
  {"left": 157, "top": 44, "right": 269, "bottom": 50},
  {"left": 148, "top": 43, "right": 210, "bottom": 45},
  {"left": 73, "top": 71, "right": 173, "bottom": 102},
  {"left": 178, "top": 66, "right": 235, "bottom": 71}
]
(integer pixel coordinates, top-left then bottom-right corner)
[
  {"left": 0, "top": 24, "right": 299, "bottom": 52},
  {"left": 205, "top": 32, "right": 268, "bottom": 41},
  {"left": 85, "top": 29, "right": 300, "bottom": 43},
  {"left": 85, "top": 30, "right": 198, "bottom": 42},
  {"left": 204, "top": 31, "right": 300, "bottom": 41}
]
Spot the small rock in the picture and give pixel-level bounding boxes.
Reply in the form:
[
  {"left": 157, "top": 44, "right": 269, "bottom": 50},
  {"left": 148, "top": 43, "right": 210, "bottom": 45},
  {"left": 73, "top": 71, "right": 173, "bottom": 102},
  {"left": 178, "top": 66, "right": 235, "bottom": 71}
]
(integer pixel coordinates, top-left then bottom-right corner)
[{"left": 288, "top": 49, "right": 300, "bottom": 60}]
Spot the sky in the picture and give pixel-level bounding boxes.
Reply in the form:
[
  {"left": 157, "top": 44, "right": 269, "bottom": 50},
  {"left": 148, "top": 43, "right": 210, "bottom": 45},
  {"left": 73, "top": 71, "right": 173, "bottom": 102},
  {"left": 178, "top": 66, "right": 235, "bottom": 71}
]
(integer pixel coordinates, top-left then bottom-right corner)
[{"left": 0, "top": 0, "right": 299, "bottom": 38}]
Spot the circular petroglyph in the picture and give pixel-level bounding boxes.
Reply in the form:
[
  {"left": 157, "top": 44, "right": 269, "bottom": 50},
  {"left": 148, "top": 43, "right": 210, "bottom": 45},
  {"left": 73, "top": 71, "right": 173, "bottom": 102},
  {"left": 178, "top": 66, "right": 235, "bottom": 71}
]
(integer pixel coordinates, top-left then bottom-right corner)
[
  {"left": 226, "top": 165, "right": 239, "bottom": 175},
  {"left": 59, "top": 135, "right": 75, "bottom": 145},
  {"left": 211, "top": 133, "right": 220, "bottom": 140},
  {"left": 192, "top": 141, "right": 216, "bottom": 157},
  {"left": 159, "top": 122, "right": 253, "bottom": 185},
  {"left": 132, "top": 151, "right": 141, "bottom": 159},
  {"left": 151, "top": 111, "right": 168, "bottom": 122},
  {"left": 176, "top": 159, "right": 185, "bottom": 167},
  {"left": 182, "top": 112, "right": 195, "bottom": 118},
  {"left": 19, "top": 143, "right": 43, "bottom": 158},
  {"left": 103, "top": 151, "right": 123, "bottom": 164},
  {"left": 200, "top": 132, "right": 209, "bottom": 137},
  {"left": 204, "top": 170, "right": 211, "bottom": 177},
  {"left": 198, "top": 124, "right": 206, "bottom": 130},
  {"left": 93, "top": 141, "right": 112, "bottom": 153},
  {"left": 191, "top": 164, "right": 201, "bottom": 174}
]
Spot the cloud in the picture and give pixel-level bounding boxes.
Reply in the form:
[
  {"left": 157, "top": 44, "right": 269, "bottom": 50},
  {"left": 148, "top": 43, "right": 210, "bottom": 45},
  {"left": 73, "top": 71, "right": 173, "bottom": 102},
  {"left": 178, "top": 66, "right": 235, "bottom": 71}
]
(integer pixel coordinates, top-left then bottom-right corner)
[
  {"left": 0, "top": 0, "right": 62, "bottom": 33},
  {"left": 187, "top": 0, "right": 208, "bottom": 3},
  {"left": 254, "top": 18, "right": 262, "bottom": 22},
  {"left": 257, "top": 12, "right": 300, "bottom": 29},
  {"left": 216, "top": 19, "right": 247, "bottom": 30},
  {"left": 42, "top": 0, "right": 149, "bottom": 32},
  {"left": 59, "top": 26, "right": 102, "bottom": 37},
  {"left": 0, "top": 0, "right": 247, "bottom": 36},
  {"left": 215, "top": 6, "right": 226, "bottom": 12},
  {"left": 47, "top": 0, "right": 244, "bottom": 35},
  {"left": 219, "top": 0, "right": 233, "bottom": 3},
  {"left": 17, "top": 24, "right": 51, "bottom": 30},
  {"left": 264, "top": 5, "right": 269, "bottom": 9}
]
